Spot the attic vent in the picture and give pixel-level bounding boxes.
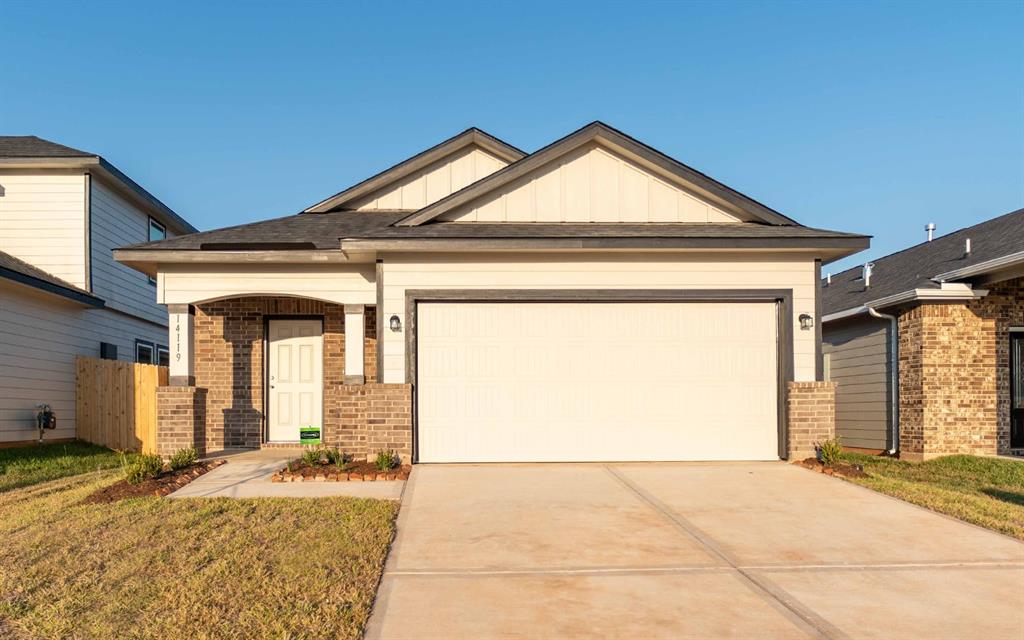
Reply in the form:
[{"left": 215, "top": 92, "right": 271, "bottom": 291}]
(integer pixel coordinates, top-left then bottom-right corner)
[
  {"left": 926, "top": 223, "right": 936, "bottom": 242},
  {"left": 863, "top": 262, "right": 874, "bottom": 288},
  {"left": 964, "top": 238, "right": 972, "bottom": 256}
]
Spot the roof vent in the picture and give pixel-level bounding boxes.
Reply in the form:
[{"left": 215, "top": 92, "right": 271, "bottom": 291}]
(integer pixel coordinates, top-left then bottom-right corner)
[
  {"left": 964, "top": 238, "right": 971, "bottom": 257},
  {"left": 926, "top": 223, "right": 936, "bottom": 242},
  {"left": 863, "top": 262, "right": 874, "bottom": 288},
  {"left": 826, "top": 272, "right": 832, "bottom": 287}
]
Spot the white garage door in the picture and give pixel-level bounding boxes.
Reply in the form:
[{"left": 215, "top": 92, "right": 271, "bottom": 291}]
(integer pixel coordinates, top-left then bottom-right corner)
[{"left": 416, "top": 301, "right": 779, "bottom": 462}]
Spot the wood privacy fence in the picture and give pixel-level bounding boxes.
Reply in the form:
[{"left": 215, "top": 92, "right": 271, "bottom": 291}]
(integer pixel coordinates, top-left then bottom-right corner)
[{"left": 76, "top": 357, "right": 168, "bottom": 454}]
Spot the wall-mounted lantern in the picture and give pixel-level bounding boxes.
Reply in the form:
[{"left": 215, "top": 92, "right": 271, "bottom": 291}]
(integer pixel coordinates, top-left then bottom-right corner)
[
  {"left": 798, "top": 313, "right": 814, "bottom": 331},
  {"left": 389, "top": 315, "right": 402, "bottom": 332}
]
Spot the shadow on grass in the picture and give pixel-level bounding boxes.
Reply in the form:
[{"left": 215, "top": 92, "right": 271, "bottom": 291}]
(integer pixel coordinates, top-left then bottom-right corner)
[{"left": 980, "top": 487, "right": 1024, "bottom": 507}]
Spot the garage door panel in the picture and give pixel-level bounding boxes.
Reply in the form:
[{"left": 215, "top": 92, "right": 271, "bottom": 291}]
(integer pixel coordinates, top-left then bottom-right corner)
[{"left": 417, "top": 301, "right": 778, "bottom": 462}]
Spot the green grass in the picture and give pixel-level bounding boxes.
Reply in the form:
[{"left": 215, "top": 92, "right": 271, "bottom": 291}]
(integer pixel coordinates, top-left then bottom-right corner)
[
  {"left": 0, "top": 442, "right": 133, "bottom": 493},
  {"left": 841, "top": 452, "right": 1024, "bottom": 539},
  {"left": 0, "top": 472, "right": 400, "bottom": 639}
]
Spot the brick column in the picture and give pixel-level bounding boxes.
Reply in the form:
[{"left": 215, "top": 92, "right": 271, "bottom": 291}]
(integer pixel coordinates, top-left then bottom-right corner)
[
  {"left": 156, "top": 386, "right": 207, "bottom": 457},
  {"left": 787, "top": 381, "right": 836, "bottom": 460}
]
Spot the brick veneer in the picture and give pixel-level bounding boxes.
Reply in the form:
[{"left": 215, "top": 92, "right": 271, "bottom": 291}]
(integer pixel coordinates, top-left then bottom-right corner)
[
  {"left": 192, "top": 296, "right": 382, "bottom": 451},
  {"left": 327, "top": 383, "right": 412, "bottom": 461},
  {"left": 156, "top": 386, "right": 207, "bottom": 457},
  {"left": 787, "top": 381, "right": 836, "bottom": 460},
  {"left": 898, "top": 276, "right": 1022, "bottom": 459}
]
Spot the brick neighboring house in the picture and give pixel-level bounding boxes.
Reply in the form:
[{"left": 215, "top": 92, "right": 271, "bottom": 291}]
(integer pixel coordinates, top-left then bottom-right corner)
[
  {"left": 115, "top": 122, "right": 868, "bottom": 463},
  {"left": 822, "top": 209, "right": 1024, "bottom": 460}
]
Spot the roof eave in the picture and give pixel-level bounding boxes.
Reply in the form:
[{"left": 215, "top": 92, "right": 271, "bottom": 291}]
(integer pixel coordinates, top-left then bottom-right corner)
[
  {"left": 931, "top": 250, "right": 1024, "bottom": 284},
  {"left": 0, "top": 266, "right": 105, "bottom": 308},
  {"left": 822, "top": 284, "right": 989, "bottom": 322}
]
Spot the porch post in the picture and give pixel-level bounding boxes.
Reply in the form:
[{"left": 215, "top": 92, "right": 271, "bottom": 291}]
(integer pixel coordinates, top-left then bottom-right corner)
[
  {"left": 167, "top": 303, "right": 195, "bottom": 386},
  {"left": 344, "top": 304, "right": 365, "bottom": 385}
]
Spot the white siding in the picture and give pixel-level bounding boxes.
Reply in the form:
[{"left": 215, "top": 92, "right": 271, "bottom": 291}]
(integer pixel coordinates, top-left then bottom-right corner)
[
  {"left": 159, "top": 263, "right": 376, "bottom": 305},
  {"left": 351, "top": 146, "right": 508, "bottom": 210},
  {"left": 0, "top": 280, "right": 168, "bottom": 443},
  {"left": 0, "top": 170, "right": 87, "bottom": 287},
  {"left": 90, "top": 177, "right": 171, "bottom": 326},
  {"left": 439, "top": 143, "right": 740, "bottom": 224},
  {"left": 380, "top": 252, "right": 817, "bottom": 383}
]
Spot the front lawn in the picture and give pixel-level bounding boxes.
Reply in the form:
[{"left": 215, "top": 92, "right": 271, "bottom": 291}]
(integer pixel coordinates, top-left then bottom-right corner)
[
  {"left": 841, "top": 452, "right": 1024, "bottom": 540},
  {"left": 0, "top": 441, "right": 130, "bottom": 493},
  {"left": 0, "top": 472, "right": 399, "bottom": 639}
]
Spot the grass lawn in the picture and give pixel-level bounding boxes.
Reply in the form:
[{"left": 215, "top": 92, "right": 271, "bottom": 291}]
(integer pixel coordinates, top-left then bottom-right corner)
[
  {"left": 0, "top": 472, "right": 399, "bottom": 639},
  {"left": 0, "top": 441, "right": 132, "bottom": 493},
  {"left": 841, "top": 452, "right": 1024, "bottom": 540}
]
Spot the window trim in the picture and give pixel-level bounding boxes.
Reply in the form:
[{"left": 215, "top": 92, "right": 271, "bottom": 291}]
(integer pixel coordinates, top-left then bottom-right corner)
[
  {"left": 156, "top": 345, "right": 169, "bottom": 367},
  {"left": 135, "top": 339, "right": 156, "bottom": 364}
]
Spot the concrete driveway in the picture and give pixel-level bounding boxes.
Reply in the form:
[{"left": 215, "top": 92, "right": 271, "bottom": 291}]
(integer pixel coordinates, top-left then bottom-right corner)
[{"left": 365, "top": 462, "right": 1024, "bottom": 639}]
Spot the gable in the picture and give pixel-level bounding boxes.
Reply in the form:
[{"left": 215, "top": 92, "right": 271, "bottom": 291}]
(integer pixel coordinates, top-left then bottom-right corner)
[
  {"left": 350, "top": 145, "right": 509, "bottom": 211},
  {"left": 438, "top": 142, "right": 741, "bottom": 223}
]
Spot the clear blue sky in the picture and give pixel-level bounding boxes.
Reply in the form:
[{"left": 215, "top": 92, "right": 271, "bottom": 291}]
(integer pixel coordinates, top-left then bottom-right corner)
[{"left": 2, "top": 1, "right": 1021, "bottom": 273}]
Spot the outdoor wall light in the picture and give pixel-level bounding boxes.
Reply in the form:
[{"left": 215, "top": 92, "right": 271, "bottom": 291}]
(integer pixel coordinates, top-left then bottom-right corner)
[
  {"left": 798, "top": 313, "right": 814, "bottom": 330},
  {"left": 389, "top": 315, "right": 402, "bottom": 332}
]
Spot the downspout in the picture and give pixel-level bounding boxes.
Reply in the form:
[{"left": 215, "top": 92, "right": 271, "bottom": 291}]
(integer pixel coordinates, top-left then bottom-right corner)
[{"left": 867, "top": 307, "right": 899, "bottom": 455}]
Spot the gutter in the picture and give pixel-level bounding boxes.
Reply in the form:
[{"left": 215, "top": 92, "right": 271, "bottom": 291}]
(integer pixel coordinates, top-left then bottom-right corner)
[{"left": 866, "top": 307, "right": 899, "bottom": 455}]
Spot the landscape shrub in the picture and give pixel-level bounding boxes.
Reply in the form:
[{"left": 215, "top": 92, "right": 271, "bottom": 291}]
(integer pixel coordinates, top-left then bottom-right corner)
[
  {"left": 168, "top": 447, "right": 198, "bottom": 471},
  {"left": 817, "top": 437, "right": 843, "bottom": 467},
  {"left": 375, "top": 449, "right": 398, "bottom": 472},
  {"left": 122, "top": 454, "right": 164, "bottom": 485}
]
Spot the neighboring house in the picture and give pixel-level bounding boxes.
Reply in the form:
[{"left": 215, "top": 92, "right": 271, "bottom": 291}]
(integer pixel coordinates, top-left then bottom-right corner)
[
  {"left": 115, "top": 122, "right": 867, "bottom": 462},
  {"left": 0, "top": 136, "right": 196, "bottom": 444},
  {"left": 822, "top": 209, "right": 1024, "bottom": 460}
]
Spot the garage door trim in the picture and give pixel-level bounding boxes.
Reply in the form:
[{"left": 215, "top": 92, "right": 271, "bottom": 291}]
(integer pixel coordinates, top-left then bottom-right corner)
[{"left": 405, "top": 289, "right": 794, "bottom": 462}]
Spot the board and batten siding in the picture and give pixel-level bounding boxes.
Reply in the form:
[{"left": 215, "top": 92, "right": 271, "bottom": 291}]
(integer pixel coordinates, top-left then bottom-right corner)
[
  {"left": 438, "top": 143, "right": 741, "bottom": 224},
  {"left": 380, "top": 252, "right": 818, "bottom": 384},
  {"left": 822, "top": 316, "right": 891, "bottom": 450},
  {"left": 350, "top": 146, "right": 508, "bottom": 211},
  {"left": 90, "top": 177, "right": 173, "bottom": 326},
  {"left": 0, "top": 280, "right": 168, "bottom": 442},
  {"left": 158, "top": 263, "right": 376, "bottom": 306},
  {"left": 0, "top": 169, "right": 87, "bottom": 288}
]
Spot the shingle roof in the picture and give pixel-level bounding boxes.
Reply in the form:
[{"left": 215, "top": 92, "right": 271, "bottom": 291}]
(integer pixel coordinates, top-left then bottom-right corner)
[
  {"left": 0, "top": 136, "right": 94, "bottom": 157},
  {"left": 822, "top": 208, "right": 1024, "bottom": 314},
  {"left": 0, "top": 250, "right": 104, "bottom": 306}
]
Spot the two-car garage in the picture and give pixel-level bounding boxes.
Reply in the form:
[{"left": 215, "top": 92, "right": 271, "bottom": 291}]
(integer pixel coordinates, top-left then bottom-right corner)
[{"left": 414, "top": 296, "right": 786, "bottom": 463}]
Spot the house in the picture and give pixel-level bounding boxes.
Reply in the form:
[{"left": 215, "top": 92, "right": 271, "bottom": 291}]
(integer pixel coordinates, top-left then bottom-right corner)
[
  {"left": 114, "top": 122, "right": 868, "bottom": 462},
  {"left": 0, "top": 136, "right": 196, "bottom": 444},
  {"left": 822, "top": 209, "right": 1024, "bottom": 460}
]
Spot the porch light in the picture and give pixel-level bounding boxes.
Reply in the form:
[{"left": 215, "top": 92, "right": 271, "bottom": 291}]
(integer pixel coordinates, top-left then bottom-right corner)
[
  {"left": 389, "top": 315, "right": 402, "bottom": 332},
  {"left": 799, "top": 314, "right": 814, "bottom": 331}
]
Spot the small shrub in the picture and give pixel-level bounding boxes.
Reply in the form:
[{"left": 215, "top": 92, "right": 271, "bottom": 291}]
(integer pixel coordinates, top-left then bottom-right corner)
[
  {"left": 324, "top": 447, "right": 346, "bottom": 466},
  {"left": 301, "top": 447, "right": 323, "bottom": 466},
  {"left": 168, "top": 447, "right": 198, "bottom": 471},
  {"left": 123, "top": 454, "right": 164, "bottom": 485},
  {"left": 375, "top": 449, "right": 398, "bottom": 472},
  {"left": 817, "top": 437, "right": 843, "bottom": 467}
]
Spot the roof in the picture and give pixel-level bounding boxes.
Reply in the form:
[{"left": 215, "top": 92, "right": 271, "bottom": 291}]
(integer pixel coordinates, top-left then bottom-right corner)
[
  {"left": 822, "top": 208, "right": 1024, "bottom": 315},
  {"left": 304, "top": 128, "right": 526, "bottom": 213},
  {"left": 395, "top": 121, "right": 799, "bottom": 227},
  {"left": 0, "top": 135, "right": 197, "bottom": 234},
  {"left": 0, "top": 136, "right": 94, "bottom": 157},
  {"left": 0, "top": 250, "right": 105, "bottom": 307}
]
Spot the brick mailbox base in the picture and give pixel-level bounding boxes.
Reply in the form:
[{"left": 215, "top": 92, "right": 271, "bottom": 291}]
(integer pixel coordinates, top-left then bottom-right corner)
[
  {"left": 787, "top": 381, "right": 836, "bottom": 461},
  {"left": 156, "top": 386, "right": 208, "bottom": 457}
]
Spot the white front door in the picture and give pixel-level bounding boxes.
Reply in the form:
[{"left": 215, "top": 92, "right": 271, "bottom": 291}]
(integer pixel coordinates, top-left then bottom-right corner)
[
  {"left": 268, "top": 319, "right": 323, "bottom": 442},
  {"left": 416, "top": 301, "right": 779, "bottom": 462}
]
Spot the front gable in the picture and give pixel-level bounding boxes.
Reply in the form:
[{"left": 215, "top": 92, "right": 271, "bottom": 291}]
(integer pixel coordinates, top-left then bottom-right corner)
[{"left": 438, "top": 141, "right": 741, "bottom": 223}]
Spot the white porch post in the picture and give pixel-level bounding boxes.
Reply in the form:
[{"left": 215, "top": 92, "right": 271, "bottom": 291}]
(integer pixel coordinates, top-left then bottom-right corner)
[
  {"left": 344, "top": 304, "right": 365, "bottom": 385},
  {"left": 167, "top": 303, "right": 195, "bottom": 386}
]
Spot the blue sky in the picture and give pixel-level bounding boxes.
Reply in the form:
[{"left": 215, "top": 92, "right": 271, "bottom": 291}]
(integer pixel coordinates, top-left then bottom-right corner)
[{"left": 2, "top": 1, "right": 1021, "bottom": 274}]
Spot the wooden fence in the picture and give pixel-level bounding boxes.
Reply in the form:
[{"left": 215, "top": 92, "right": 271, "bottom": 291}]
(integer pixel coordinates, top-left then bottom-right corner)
[{"left": 76, "top": 356, "right": 168, "bottom": 454}]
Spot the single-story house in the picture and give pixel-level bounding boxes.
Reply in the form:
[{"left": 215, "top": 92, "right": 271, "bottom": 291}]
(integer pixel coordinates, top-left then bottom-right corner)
[
  {"left": 115, "top": 122, "right": 868, "bottom": 463},
  {"left": 822, "top": 209, "right": 1023, "bottom": 460}
]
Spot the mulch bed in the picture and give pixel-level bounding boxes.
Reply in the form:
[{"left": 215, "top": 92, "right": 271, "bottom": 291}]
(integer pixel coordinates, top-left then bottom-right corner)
[
  {"left": 794, "top": 457, "right": 869, "bottom": 479},
  {"left": 80, "top": 460, "right": 226, "bottom": 504},
  {"left": 272, "top": 459, "right": 410, "bottom": 483}
]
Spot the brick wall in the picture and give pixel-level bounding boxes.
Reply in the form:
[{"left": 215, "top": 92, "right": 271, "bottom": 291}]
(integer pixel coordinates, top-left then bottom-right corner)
[
  {"left": 192, "top": 296, "right": 384, "bottom": 451},
  {"left": 787, "top": 381, "right": 836, "bottom": 460},
  {"left": 326, "top": 383, "right": 412, "bottom": 461},
  {"left": 156, "top": 386, "right": 207, "bottom": 457}
]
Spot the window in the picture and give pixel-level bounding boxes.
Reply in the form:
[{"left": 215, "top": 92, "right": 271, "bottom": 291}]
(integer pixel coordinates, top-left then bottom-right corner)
[
  {"left": 148, "top": 218, "right": 166, "bottom": 285},
  {"left": 135, "top": 340, "right": 155, "bottom": 364},
  {"left": 157, "top": 346, "right": 170, "bottom": 367}
]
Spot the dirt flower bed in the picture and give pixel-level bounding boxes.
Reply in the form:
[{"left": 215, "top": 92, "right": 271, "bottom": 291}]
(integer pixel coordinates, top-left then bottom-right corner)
[
  {"left": 81, "top": 460, "right": 226, "bottom": 503},
  {"left": 273, "top": 459, "right": 410, "bottom": 483},
  {"left": 794, "top": 457, "right": 868, "bottom": 479}
]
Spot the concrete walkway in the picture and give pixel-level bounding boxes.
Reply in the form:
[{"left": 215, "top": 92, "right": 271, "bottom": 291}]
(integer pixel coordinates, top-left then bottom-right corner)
[
  {"left": 365, "top": 462, "right": 1024, "bottom": 639},
  {"left": 168, "top": 449, "right": 404, "bottom": 499}
]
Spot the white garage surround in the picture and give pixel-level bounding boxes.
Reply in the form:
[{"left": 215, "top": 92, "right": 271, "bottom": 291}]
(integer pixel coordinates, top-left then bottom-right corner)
[{"left": 410, "top": 291, "right": 792, "bottom": 463}]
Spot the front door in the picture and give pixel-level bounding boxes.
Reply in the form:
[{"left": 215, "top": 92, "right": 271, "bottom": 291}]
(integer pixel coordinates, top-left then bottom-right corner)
[
  {"left": 268, "top": 319, "right": 323, "bottom": 443},
  {"left": 1012, "top": 331, "right": 1024, "bottom": 449}
]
